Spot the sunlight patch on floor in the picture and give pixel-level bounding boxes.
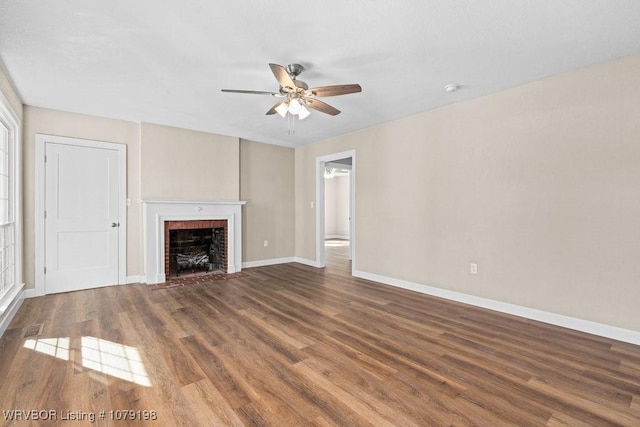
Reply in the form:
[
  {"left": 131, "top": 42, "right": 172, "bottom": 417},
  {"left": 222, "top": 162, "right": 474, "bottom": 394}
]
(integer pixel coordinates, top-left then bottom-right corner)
[
  {"left": 325, "top": 240, "right": 349, "bottom": 247},
  {"left": 81, "top": 336, "right": 151, "bottom": 387},
  {"left": 24, "top": 336, "right": 151, "bottom": 387},
  {"left": 24, "top": 337, "right": 70, "bottom": 361}
]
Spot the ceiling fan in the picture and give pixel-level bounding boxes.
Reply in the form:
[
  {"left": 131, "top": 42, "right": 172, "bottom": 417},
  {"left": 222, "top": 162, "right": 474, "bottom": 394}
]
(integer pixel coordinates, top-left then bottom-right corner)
[{"left": 221, "top": 63, "right": 362, "bottom": 120}]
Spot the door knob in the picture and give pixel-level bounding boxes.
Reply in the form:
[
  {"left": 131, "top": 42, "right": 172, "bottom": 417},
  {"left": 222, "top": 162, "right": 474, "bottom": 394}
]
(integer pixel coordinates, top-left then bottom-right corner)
[{"left": 111, "top": 222, "right": 120, "bottom": 227}]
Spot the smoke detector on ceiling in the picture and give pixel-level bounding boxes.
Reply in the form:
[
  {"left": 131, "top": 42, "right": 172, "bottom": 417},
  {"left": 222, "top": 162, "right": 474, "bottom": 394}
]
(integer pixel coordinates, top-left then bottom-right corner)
[{"left": 445, "top": 84, "right": 460, "bottom": 93}]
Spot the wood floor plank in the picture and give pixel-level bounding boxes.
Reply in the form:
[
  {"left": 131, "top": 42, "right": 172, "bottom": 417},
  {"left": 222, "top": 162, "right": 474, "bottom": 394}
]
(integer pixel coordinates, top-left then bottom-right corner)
[
  {"left": 293, "top": 361, "right": 402, "bottom": 427},
  {"left": 546, "top": 411, "right": 597, "bottom": 427},
  {"left": 216, "top": 341, "right": 325, "bottom": 424},
  {"left": 299, "top": 351, "right": 454, "bottom": 426},
  {"left": 239, "top": 307, "right": 314, "bottom": 350},
  {"left": 116, "top": 310, "right": 199, "bottom": 426},
  {"left": 439, "top": 354, "right": 554, "bottom": 426},
  {"left": 0, "top": 327, "right": 24, "bottom": 385},
  {"left": 181, "top": 378, "right": 245, "bottom": 426},
  {"left": 528, "top": 377, "right": 640, "bottom": 425},
  {"left": 317, "top": 334, "right": 398, "bottom": 379},
  {"left": 180, "top": 334, "right": 256, "bottom": 409},
  {"left": 328, "top": 328, "right": 468, "bottom": 398},
  {"left": 1, "top": 241, "right": 639, "bottom": 425}
]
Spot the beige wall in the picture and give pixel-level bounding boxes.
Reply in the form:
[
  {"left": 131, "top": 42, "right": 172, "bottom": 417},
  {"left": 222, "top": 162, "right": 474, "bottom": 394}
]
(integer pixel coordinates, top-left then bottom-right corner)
[
  {"left": 140, "top": 122, "right": 239, "bottom": 201},
  {"left": 22, "top": 107, "right": 141, "bottom": 287},
  {"left": 240, "top": 139, "right": 294, "bottom": 262},
  {"left": 295, "top": 55, "right": 640, "bottom": 331}
]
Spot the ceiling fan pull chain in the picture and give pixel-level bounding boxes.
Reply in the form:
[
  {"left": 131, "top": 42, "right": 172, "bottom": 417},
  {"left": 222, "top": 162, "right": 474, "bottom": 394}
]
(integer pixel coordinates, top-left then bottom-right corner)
[{"left": 287, "top": 111, "right": 296, "bottom": 135}]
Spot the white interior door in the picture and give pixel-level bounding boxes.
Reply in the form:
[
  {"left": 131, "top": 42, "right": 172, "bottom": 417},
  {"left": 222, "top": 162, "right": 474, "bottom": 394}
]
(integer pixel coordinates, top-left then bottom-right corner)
[{"left": 45, "top": 142, "right": 120, "bottom": 294}]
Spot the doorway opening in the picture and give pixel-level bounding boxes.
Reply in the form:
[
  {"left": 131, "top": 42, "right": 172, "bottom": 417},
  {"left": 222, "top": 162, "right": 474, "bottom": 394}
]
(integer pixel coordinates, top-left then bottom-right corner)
[
  {"left": 324, "top": 159, "right": 351, "bottom": 270},
  {"left": 315, "top": 150, "right": 356, "bottom": 274}
]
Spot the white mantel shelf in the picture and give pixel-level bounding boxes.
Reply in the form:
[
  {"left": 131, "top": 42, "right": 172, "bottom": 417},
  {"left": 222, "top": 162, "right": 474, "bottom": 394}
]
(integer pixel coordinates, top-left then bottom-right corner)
[{"left": 142, "top": 200, "right": 246, "bottom": 284}]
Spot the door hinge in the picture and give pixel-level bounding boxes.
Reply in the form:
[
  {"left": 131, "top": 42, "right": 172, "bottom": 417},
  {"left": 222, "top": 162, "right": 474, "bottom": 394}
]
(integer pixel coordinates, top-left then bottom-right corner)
[
  {"left": 44, "top": 154, "right": 47, "bottom": 162},
  {"left": 44, "top": 211, "right": 47, "bottom": 219},
  {"left": 44, "top": 266, "right": 46, "bottom": 274}
]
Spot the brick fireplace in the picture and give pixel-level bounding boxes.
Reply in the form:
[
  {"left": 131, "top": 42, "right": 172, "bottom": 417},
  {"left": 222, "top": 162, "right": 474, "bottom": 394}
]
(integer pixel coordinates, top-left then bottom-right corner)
[
  {"left": 142, "top": 200, "right": 246, "bottom": 284},
  {"left": 165, "top": 219, "right": 228, "bottom": 278}
]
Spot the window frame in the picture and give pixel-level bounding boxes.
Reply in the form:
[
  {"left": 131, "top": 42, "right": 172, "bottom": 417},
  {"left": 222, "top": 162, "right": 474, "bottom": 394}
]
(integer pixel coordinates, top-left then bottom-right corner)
[{"left": 0, "top": 88, "right": 23, "bottom": 317}]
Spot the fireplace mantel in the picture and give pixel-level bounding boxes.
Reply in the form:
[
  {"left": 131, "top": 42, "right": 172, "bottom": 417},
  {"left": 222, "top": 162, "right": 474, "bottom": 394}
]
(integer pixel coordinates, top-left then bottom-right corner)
[{"left": 142, "top": 200, "right": 246, "bottom": 284}]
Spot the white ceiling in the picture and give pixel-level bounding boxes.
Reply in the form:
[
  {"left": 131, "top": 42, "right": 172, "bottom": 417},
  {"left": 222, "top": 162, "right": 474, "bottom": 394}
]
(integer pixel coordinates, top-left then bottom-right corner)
[{"left": 1, "top": 1, "right": 639, "bottom": 147}]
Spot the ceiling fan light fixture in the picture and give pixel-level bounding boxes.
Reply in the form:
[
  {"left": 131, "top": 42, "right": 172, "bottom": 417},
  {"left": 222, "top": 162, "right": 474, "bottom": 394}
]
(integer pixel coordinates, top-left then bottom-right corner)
[
  {"left": 275, "top": 102, "right": 288, "bottom": 117},
  {"left": 298, "top": 105, "right": 310, "bottom": 120},
  {"left": 288, "top": 98, "right": 302, "bottom": 115}
]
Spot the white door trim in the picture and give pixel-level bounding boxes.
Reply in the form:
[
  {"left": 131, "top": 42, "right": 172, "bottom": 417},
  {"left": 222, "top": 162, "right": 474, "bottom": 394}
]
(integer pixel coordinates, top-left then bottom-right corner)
[
  {"left": 35, "top": 134, "right": 127, "bottom": 296},
  {"left": 315, "top": 149, "right": 356, "bottom": 273}
]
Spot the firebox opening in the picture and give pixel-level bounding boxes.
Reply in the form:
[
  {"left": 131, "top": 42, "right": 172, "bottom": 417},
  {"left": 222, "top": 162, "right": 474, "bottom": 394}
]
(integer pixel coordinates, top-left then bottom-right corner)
[{"left": 168, "top": 227, "right": 226, "bottom": 277}]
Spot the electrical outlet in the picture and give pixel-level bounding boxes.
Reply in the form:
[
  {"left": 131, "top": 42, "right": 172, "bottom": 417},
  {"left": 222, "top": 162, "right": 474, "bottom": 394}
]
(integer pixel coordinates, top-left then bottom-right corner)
[
  {"left": 470, "top": 263, "right": 478, "bottom": 274},
  {"left": 264, "top": 240, "right": 268, "bottom": 247}
]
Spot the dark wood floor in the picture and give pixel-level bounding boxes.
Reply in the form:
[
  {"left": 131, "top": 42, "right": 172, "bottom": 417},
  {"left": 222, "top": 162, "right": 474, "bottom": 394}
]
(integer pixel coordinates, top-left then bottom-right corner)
[{"left": 1, "top": 240, "right": 640, "bottom": 425}]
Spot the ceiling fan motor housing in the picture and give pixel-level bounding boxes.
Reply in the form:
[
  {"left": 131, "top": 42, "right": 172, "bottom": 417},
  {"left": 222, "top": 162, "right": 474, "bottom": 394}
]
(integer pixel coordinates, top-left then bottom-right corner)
[{"left": 286, "top": 63, "right": 304, "bottom": 78}]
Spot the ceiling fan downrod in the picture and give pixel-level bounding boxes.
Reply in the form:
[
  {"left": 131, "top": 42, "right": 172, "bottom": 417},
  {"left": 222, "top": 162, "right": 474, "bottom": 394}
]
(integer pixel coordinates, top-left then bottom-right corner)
[{"left": 285, "top": 63, "right": 304, "bottom": 79}]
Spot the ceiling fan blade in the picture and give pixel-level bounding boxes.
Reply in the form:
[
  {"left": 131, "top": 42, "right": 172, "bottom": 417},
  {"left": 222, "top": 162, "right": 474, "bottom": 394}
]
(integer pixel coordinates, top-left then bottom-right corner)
[
  {"left": 305, "top": 99, "right": 341, "bottom": 116},
  {"left": 266, "top": 101, "right": 286, "bottom": 115},
  {"left": 269, "top": 63, "right": 297, "bottom": 92},
  {"left": 221, "top": 89, "right": 280, "bottom": 96},
  {"left": 307, "top": 84, "right": 362, "bottom": 97}
]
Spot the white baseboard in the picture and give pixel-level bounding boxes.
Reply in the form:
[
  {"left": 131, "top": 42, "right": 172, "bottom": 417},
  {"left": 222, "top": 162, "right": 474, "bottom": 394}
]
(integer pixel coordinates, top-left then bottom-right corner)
[
  {"left": 242, "top": 257, "right": 295, "bottom": 269},
  {"left": 0, "top": 284, "right": 25, "bottom": 338},
  {"left": 293, "top": 257, "right": 323, "bottom": 268},
  {"left": 23, "top": 288, "right": 37, "bottom": 298},
  {"left": 353, "top": 269, "right": 640, "bottom": 346}
]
